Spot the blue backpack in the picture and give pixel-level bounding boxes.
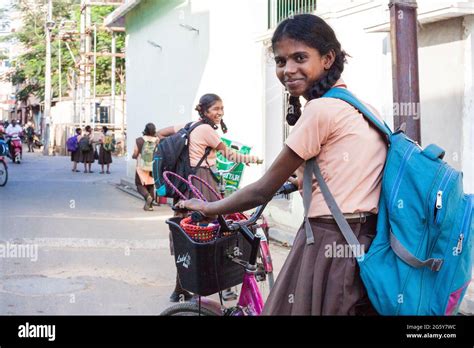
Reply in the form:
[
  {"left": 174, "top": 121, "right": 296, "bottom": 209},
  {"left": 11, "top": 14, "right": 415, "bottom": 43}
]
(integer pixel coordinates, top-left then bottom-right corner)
[
  {"left": 302, "top": 87, "right": 473, "bottom": 315},
  {"left": 66, "top": 135, "right": 79, "bottom": 152}
]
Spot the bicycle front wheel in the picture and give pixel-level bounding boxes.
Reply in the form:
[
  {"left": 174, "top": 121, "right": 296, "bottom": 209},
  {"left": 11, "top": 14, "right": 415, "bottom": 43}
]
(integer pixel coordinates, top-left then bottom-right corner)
[
  {"left": 0, "top": 160, "right": 7, "bottom": 186},
  {"left": 160, "top": 302, "right": 219, "bottom": 316}
]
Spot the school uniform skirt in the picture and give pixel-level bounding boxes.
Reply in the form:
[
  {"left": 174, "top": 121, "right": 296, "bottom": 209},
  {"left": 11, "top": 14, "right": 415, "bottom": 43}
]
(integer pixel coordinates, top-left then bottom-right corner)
[
  {"left": 262, "top": 216, "right": 378, "bottom": 316},
  {"left": 70, "top": 150, "right": 81, "bottom": 162},
  {"left": 79, "top": 150, "right": 95, "bottom": 163},
  {"left": 169, "top": 167, "right": 219, "bottom": 256},
  {"left": 98, "top": 145, "right": 112, "bottom": 165}
]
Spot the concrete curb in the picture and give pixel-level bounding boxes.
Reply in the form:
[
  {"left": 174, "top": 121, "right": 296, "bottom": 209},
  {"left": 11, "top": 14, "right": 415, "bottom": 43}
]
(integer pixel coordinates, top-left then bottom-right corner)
[{"left": 116, "top": 177, "right": 167, "bottom": 206}]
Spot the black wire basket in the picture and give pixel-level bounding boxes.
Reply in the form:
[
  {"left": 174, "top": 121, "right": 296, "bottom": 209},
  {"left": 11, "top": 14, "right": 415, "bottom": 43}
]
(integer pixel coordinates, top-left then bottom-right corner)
[{"left": 167, "top": 217, "right": 252, "bottom": 296}]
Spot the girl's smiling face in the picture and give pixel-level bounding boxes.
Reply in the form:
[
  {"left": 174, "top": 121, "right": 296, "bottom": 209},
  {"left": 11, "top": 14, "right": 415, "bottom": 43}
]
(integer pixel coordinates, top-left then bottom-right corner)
[
  {"left": 204, "top": 100, "right": 224, "bottom": 126},
  {"left": 273, "top": 37, "right": 335, "bottom": 98}
]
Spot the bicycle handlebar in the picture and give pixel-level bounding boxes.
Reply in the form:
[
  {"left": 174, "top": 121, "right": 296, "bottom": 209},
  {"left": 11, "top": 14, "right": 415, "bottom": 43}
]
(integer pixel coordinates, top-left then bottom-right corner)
[{"left": 173, "top": 182, "right": 298, "bottom": 230}]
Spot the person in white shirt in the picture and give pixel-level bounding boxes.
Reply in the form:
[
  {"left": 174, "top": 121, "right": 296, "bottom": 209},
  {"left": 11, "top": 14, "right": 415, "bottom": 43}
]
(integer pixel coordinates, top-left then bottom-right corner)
[{"left": 5, "top": 120, "right": 23, "bottom": 138}]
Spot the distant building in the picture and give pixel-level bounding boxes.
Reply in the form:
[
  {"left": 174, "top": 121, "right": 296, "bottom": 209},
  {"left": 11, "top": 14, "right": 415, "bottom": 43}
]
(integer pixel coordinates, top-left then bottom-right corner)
[{"left": 0, "top": 0, "right": 19, "bottom": 122}]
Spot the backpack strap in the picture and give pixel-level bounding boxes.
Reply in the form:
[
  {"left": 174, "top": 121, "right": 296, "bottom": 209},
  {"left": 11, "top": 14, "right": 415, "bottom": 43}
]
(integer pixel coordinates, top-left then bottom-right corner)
[
  {"left": 195, "top": 147, "right": 212, "bottom": 168},
  {"left": 186, "top": 120, "right": 205, "bottom": 133},
  {"left": 303, "top": 158, "right": 444, "bottom": 270},
  {"left": 186, "top": 120, "right": 212, "bottom": 168},
  {"left": 323, "top": 88, "right": 393, "bottom": 138},
  {"left": 303, "top": 158, "right": 362, "bottom": 257}
]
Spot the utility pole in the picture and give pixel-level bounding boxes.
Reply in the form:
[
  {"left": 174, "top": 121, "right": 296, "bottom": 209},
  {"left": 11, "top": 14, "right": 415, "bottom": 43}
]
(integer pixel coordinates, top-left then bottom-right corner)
[
  {"left": 111, "top": 32, "right": 116, "bottom": 126},
  {"left": 43, "top": 0, "right": 54, "bottom": 155},
  {"left": 389, "top": 0, "right": 421, "bottom": 144}
]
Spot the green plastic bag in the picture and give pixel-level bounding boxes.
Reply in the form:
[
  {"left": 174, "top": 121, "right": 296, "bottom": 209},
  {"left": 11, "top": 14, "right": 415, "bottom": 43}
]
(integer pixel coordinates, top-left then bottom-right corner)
[{"left": 216, "top": 137, "right": 251, "bottom": 193}]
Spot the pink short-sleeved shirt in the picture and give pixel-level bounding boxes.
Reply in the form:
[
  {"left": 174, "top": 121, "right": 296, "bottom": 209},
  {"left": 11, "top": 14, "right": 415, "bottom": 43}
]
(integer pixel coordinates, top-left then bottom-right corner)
[
  {"left": 173, "top": 123, "right": 222, "bottom": 167},
  {"left": 285, "top": 81, "right": 388, "bottom": 218}
]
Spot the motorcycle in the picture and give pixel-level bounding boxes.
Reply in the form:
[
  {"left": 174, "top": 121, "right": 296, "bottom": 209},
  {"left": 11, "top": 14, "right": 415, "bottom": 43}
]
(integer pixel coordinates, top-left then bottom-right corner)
[{"left": 8, "top": 133, "right": 23, "bottom": 164}]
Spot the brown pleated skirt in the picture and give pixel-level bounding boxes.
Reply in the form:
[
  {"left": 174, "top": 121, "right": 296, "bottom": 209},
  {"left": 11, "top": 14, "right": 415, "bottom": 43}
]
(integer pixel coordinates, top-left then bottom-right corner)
[
  {"left": 169, "top": 167, "right": 219, "bottom": 256},
  {"left": 70, "top": 150, "right": 81, "bottom": 162},
  {"left": 262, "top": 216, "right": 378, "bottom": 316},
  {"left": 79, "top": 150, "right": 95, "bottom": 163},
  {"left": 98, "top": 145, "right": 113, "bottom": 165}
]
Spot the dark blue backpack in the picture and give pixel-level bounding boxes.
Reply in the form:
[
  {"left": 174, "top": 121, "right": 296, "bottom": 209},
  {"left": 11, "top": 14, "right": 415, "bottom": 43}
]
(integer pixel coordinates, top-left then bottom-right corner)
[{"left": 152, "top": 121, "right": 211, "bottom": 199}]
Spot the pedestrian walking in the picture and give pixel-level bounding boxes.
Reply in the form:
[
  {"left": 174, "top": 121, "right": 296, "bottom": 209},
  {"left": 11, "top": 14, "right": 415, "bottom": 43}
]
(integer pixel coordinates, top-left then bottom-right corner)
[
  {"left": 179, "top": 14, "right": 387, "bottom": 315},
  {"left": 132, "top": 123, "right": 158, "bottom": 211},
  {"left": 25, "top": 123, "right": 35, "bottom": 152},
  {"left": 98, "top": 126, "right": 113, "bottom": 174}
]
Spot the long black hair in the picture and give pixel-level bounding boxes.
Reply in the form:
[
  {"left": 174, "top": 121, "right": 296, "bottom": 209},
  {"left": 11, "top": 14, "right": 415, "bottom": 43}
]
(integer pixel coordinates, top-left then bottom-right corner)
[
  {"left": 143, "top": 123, "right": 156, "bottom": 136},
  {"left": 195, "top": 93, "right": 228, "bottom": 134},
  {"left": 272, "top": 14, "right": 347, "bottom": 125}
]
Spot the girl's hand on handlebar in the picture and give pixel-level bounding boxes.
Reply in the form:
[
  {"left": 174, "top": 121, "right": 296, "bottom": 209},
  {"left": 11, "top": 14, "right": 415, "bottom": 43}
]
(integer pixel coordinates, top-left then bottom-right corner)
[{"left": 177, "top": 199, "right": 217, "bottom": 220}]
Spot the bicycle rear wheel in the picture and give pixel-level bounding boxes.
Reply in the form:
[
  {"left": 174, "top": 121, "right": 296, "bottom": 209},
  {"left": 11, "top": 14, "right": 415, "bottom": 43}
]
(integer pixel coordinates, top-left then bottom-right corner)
[
  {"left": 160, "top": 302, "right": 219, "bottom": 316},
  {"left": 0, "top": 160, "right": 7, "bottom": 186}
]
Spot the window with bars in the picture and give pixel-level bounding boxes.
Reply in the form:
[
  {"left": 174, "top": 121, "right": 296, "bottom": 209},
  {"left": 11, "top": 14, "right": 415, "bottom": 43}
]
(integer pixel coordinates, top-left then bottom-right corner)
[
  {"left": 282, "top": 91, "right": 291, "bottom": 143},
  {"left": 268, "top": 0, "right": 317, "bottom": 29}
]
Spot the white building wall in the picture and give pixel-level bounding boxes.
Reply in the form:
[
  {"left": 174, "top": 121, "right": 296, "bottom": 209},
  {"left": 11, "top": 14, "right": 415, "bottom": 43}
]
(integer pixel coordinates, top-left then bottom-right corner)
[{"left": 125, "top": 0, "right": 268, "bottom": 179}]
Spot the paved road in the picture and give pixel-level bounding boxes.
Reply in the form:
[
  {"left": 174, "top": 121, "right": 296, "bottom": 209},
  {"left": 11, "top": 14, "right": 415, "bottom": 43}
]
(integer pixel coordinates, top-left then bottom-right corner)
[{"left": 0, "top": 150, "right": 290, "bottom": 314}]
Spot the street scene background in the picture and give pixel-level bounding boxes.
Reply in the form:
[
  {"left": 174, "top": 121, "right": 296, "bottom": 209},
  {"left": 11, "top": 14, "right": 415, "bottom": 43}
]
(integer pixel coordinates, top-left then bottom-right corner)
[{"left": 0, "top": 151, "right": 290, "bottom": 314}]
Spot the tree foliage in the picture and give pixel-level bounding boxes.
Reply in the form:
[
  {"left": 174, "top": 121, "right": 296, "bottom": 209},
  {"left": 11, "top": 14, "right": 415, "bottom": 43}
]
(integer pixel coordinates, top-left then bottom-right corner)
[{"left": 5, "top": 0, "right": 125, "bottom": 102}]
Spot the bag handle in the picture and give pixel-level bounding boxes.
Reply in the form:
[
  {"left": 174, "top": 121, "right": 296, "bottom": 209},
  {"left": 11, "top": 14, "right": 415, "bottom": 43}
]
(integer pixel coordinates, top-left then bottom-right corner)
[{"left": 422, "top": 144, "right": 445, "bottom": 160}]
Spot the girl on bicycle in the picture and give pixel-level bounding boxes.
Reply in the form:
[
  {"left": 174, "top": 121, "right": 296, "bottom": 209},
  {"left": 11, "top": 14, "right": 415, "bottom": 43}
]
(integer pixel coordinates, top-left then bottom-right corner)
[
  {"left": 179, "top": 14, "right": 387, "bottom": 315},
  {"left": 157, "top": 93, "right": 263, "bottom": 302}
]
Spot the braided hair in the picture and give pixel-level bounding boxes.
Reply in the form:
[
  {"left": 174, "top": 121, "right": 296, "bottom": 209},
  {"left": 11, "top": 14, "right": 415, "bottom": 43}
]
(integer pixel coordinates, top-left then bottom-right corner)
[
  {"left": 195, "top": 93, "right": 228, "bottom": 134},
  {"left": 272, "top": 14, "right": 348, "bottom": 126}
]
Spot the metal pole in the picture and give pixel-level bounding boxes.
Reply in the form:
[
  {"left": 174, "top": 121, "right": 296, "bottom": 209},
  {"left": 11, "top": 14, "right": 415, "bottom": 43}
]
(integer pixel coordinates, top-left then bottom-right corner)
[
  {"left": 85, "top": 0, "right": 91, "bottom": 125},
  {"left": 93, "top": 24, "right": 97, "bottom": 122},
  {"left": 111, "top": 32, "right": 116, "bottom": 126},
  {"left": 43, "top": 0, "right": 53, "bottom": 156},
  {"left": 58, "top": 36, "right": 62, "bottom": 102},
  {"left": 389, "top": 0, "right": 421, "bottom": 143},
  {"left": 80, "top": 0, "right": 85, "bottom": 126}
]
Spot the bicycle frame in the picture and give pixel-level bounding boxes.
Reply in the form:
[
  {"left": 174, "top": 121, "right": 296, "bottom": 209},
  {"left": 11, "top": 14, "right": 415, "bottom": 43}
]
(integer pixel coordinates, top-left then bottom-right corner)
[
  {"left": 214, "top": 164, "right": 275, "bottom": 276},
  {"left": 189, "top": 267, "right": 264, "bottom": 316},
  {"left": 237, "top": 272, "right": 264, "bottom": 315},
  {"left": 161, "top": 173, "right": 297, "bottom": 317}
]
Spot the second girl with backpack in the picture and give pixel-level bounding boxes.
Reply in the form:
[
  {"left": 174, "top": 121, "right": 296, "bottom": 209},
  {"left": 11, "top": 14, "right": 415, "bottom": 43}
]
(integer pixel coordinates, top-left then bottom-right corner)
[{"left": 157, "top": 93, "right": 263, "bottom": 302}]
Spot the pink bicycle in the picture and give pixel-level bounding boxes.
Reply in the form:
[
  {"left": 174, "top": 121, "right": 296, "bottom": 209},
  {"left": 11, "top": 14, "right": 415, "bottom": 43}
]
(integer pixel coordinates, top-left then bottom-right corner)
[{"left": 160, "top": 172, "right": 297, "bottom": 316}]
